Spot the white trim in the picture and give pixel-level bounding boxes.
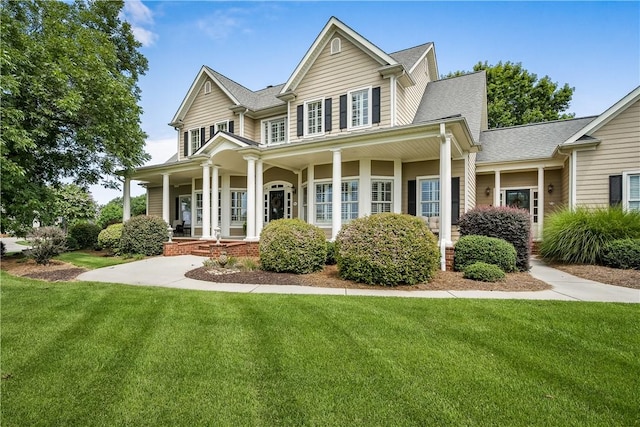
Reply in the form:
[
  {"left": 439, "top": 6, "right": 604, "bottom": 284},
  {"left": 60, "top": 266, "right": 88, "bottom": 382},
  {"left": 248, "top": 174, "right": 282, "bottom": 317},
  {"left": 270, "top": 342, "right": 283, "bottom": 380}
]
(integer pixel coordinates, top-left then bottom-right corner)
[
  {"left": 347, "top": 86, "right": 372, "bottom": 130},
  {"left": 390, "top": 76, "right": 397, "bottom": 127},
  {"left": 215, "top": 120, "right": 229, "bottom": 133},
  {"left": 204, "top": 80, "right": 211, "bottom": 94},
  {"left": 623, "top": 170, "right": 640, "bottom": 212},
  {"left": 416, "top": 175, "right": 440, "bottom": 217},
  {"left": 261, "top": 115, "right": 288, "bottom": 146},
  {"left": 408, "top": 43, "right": 435, "bottom": 74},
  {"left": 187, "top": 127, "right": 201, "bottom": 156},
  {"left": 393, "top": 159, "right": 402, "bottom": 213},
  {"left": 570, "top": 150, "right": 577, "bottom": 210},
  {"left": 359, "top": 159, "right": 371, "bottom": 217},
  {"left": 230, "top": 187, "right": 248, "bottom": 227},
  {"left": 304, "top": 98, "right": 325, "bottom": 137},
  {"left": 263, "top": 181, "right": 294, "bottom": 223},
  {"left": 221, "top": 174, "right": 231, "bottom": 236},
  {"left": 330, "top": 37, "right": 341, "bottom": 54}
]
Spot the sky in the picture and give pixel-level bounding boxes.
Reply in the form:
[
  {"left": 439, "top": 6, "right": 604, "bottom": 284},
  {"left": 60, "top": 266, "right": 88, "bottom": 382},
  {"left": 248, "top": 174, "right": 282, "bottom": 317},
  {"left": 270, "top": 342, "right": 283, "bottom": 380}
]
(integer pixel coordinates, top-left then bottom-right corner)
[{"left": 90, "top": 0, "right": 640, "bottom": 205}]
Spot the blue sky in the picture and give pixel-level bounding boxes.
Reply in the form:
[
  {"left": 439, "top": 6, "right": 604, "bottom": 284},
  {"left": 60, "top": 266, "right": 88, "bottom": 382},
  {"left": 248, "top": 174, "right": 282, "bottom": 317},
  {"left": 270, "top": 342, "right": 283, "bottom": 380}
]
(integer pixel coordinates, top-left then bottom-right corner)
[{"left": 91, "top": 1, "right": 640, "bottom": 204}]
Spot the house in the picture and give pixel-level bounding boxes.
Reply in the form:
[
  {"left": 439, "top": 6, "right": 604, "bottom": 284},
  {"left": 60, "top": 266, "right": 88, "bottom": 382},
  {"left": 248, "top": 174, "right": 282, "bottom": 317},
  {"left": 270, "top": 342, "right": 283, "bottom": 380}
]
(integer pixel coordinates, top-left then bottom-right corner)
[{"left": 123, "top": 16, "right": 640, "bottom": 270}]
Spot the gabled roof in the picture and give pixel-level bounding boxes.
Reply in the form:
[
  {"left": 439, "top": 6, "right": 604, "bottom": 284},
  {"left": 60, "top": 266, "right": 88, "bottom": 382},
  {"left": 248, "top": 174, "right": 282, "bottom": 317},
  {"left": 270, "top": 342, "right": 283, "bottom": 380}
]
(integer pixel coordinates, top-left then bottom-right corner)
[
  {"left": 389, "top": 42, "right": 434, "bottom": 74},
  {"left": 477, "top": 117, "right": 597, "bottom": 163},
  {"left": 413, "top": 71, "right": 487, "bottom": 143},
  {"left": 560, "top": 85, "right": 640, "bottom": 147},
  {"left": 280, "top": 16, "right": 407, "bottom": 95}
]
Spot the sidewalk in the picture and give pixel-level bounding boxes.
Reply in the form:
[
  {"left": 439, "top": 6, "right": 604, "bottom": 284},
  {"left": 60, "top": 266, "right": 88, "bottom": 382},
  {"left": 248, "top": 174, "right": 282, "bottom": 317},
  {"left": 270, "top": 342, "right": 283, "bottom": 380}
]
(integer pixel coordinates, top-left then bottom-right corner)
[
  {"left": 0, "top": 237, "right": 30, "bottom": 253},
  {"left": 76, "top": 255, "right": 640, "bottom": 303}
]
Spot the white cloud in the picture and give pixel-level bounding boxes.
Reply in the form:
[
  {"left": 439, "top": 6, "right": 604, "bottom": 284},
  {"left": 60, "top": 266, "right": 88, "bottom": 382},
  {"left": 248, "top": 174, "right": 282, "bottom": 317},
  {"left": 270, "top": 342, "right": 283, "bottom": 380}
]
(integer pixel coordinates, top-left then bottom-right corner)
[
  {"left": 197, "top": 8, "right": 252, "bottom": 41},
  {"left": 131, "top": 26, "right": 158, "bottom": 48},
  {"left": 121, "top": 0, "right": 158, "bottom": 47}
]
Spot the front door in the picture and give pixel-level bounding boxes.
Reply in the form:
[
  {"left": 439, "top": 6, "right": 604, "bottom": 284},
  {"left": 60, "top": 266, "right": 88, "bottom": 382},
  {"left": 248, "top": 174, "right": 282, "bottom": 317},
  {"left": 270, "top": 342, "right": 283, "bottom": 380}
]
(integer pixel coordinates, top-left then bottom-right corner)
[
  {"left": 269, "top": 190, "right": 285, "bottom": 222},
  {"left": 505, "top": 189, "right": 530, "bottom": 211}
]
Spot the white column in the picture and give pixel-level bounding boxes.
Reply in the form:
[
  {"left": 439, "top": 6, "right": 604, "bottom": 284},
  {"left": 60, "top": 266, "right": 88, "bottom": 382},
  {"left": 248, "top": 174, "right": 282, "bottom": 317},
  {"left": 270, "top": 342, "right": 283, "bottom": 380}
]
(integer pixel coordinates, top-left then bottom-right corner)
[
  {"left": 439, "top": 125, "right": 452, "bottom": 271},
  {"left": 123, "top": 177, "right": 131, "bottom": 222},
  {"left": 191, "top": 177, "right": 196, "bottom": 236},
  {"left": 494, "top": 170, "right": 501, "bottom": 207},
  {"left": 537, "top": 167, "right": 545, "bottom": 240},
  {"left": 239, "top": 111, "right": 245, "bottom": 137},
  {"left": 463, "top": 153, "right": 470, "bottom": 213},
  {"left": 221, "top": 174, "right": 231, "bottom": 237},
  {"left": 212, "top": 165, "right": 220, "bottom": 230},
  {"left": 307, "top": 165, "right": 315, "bottom": 224},
  {"left": 390, "top": 75, "right": 397, "bottom": 126},
  {"left": 570, "top": 150, "right": 577, "bottom": 210},
  {"left": 255, "top": 159, "right": 264, "bottom": 235},
  {"left": 359, "top": 159, "right": 371, "bottom": 217},
  {"left": 162, "top": 173, "right": 170, "bottom": 225},
  {"left": 245, "top": 156, "right": 257, "bottom": 240},
  {"left": 331, "top": 149, "right": 342, "bottom": 240},
  {"left": 201, "top": 161, "right": 211, "bottom": 239},
  {"left": 393, "top": 159, "right": 402, "bottom": 213},
  {"left": 297, "top": 171, "right": 303, "bottom": 219}
]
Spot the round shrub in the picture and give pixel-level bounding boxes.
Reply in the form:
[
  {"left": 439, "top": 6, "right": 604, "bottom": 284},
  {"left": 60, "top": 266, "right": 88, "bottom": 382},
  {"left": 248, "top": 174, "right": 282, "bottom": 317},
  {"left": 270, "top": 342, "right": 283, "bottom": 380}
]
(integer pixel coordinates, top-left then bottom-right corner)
[
  {"left": 336, "top": 213, "right": 439, "bottom": 286},
  {"left": 119, "top": 215, "right": 169, "bottom": 256},
  {"left": 463, "top": 262, "right": 506, "bottom": 282},
  {"left": 601, "top": 239, "right": 640, "bottom": 270},
  {"left": 259, "top": 219, "right": 327, "bottom": 274},
  {"left": 454, "top": 235, "right": 517, "bottom": 273},
  {"left": 68, "top": 222, "right": 102, "bottom": 250},
  {"left": 98, "top": 223, "right": 124, "bottom": 255}
]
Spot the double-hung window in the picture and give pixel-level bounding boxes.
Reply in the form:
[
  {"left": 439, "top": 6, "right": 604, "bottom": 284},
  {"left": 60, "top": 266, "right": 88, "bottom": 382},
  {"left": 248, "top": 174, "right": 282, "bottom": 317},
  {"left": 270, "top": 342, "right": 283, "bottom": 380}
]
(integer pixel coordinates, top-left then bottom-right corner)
[
  {"left": 349, "top": 87, "right": 371, "bottom": 129},
  {"left": 419, "top": 177, "right": 440, "bottom": 217},
  {"left": 314, "top": 180, "right": 359, "bottom": 223},
  {"left": 315, "top": 183, "right": 332, "bottom": 224},
  {"left": 195, "top": 192, "right": 203, "bottom": 226},
  {"left": 263, "top": 117, "right": 287, "bottom": 145},
  {"left": 230, "top": 190, "right": 247, "bottom": 224},
  {"left": 371, "top": 180, "right": 392, "bottom": 214},
  {"left": 626, "top": 172, "right": 640, "bottom": 211},
  {"left": 305, "top": 99, "right": 323, "bottom": 136},
  {"left": 189, "top": 128, "right": 201, "bottom": 155},
  {"left": 341, "top": 180, "right": 359, "bottom": 221},
  {"left": 215, "top": 121, "right": 228, "bottom": 133}
]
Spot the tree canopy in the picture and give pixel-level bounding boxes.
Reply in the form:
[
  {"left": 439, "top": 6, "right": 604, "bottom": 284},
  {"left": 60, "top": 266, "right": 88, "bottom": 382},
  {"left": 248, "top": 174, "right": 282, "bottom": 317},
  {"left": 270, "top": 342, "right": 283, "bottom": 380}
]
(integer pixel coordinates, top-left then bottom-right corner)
[
  {"left": 444, "top": 61, "right": 575, "bottom": 128},
  {"left": 1, "top": 0, "right": 150, "bottom": 235},
  {"left": 52, "top": 184, "right": 98, "bottom": 227},
  {"left": 98, "top": 195, "right": 147, "bottom": 229}
]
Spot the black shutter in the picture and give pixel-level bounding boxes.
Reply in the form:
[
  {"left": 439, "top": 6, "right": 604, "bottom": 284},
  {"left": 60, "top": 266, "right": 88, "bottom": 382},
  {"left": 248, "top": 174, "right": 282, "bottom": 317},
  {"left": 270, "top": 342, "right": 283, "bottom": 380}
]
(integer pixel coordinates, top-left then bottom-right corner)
[
  {"left": 372, "top": 86, "right": 381, "bottom": 124},
  {"left": 451, "top": 177, "right": 460, "bottom": 225},
  {"left": 408, "top": 180, "right": 417, "bottom": 216},
  {"left": 324, "top": 98, "right": 332, "bottom": 132},
  {"left": 209, "top": 125, "right": 215, "bottom": 138},
  {"left": 339, "top": 95, "right": 347, "bottom": 129},
  {"left": 183, "top": 131, "right": 188, "bottom": 157},
  {"left": 175, "top": 197, "right": 179, "bottom": 221},
  {"left": 610, "top": 175, "right": 623, "bottom": 206},
  {"left": 200, "top": 127, "right": 205, "bottom": 148},
  {"left": 228, "top": 120, "right": 234, "bottom": 134},
  {"left": 297, "top": 105, "right": 304, "bottom": 136}
]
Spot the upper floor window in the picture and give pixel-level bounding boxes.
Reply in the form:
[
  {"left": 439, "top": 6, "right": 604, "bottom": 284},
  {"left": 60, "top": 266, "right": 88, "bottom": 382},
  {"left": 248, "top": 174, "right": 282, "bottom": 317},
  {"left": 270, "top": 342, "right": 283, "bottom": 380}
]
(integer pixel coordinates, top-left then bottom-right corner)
[
  {"left": 348, "top": 87, "right": 371, "bottom": 129},
  {"left": 204, "top": 81, "right": 211, "bottom": 94},
  {"left": 215, "top": 121, "right": 228, "bottom": 133},
  {"left": 262, "top": 117, "right": 287, "bottom": 145},
  {"left": 189, "top": 128, "right": 201, "bottom": 155},
  {"left": 331, "top": 37, "right": 341, "bottom": 54},
  {"left": 305, "top": 99, "right": 324, "bottom": 136}
]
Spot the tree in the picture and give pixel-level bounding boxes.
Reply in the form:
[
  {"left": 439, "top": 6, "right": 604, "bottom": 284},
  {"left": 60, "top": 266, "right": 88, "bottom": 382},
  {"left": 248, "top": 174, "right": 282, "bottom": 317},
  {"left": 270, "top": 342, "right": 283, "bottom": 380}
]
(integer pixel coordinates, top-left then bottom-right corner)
[
  {"left": 444, "top": 61, "right": 575, "bottom": 128},
  {"left": 52, "top": 184, "right": 98, "bottom": 227},
  {"left": 98, "top": 195, "right": 147, "bottom": 228},
  {"left": 1, "top": 0, "right": 150, "bottom": 235}
]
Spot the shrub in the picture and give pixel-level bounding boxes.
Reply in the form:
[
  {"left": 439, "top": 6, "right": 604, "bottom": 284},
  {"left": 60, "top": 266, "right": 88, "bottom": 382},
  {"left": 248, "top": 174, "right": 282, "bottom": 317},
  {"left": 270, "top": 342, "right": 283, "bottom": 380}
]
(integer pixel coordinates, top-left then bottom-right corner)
[
  {"left": 540, "top": 207, "right": 640, "bottom": 264},
  {"left": 98, "top": 223, "right": 124, "bottom": 255},
  {"left": 459, "top": 206, "right": 531, "bottom": 271},
  {"left": 454, "top": 235, "right": 517, "bottom": 272},
  {"left": 463, "top": 262, "right": 506, "bottom": 282},
  {"left": 65, "top": 235, "right": 79, "bottom": 251},
  {"left": 0, "top": 241, "right": 5, "bottom": 258},
  {"left": 119, "top": 216, "right": 169, "bottom": 256},
  {"left": 336, "top": 213, "right": 439, "bottom": 286},
  {"left": 27, "top": 226, "right": 67, "bottom": 265},
  {"left": 325, "top": 241, "right": 337, "bottom": 265},
  {"left": 68, "top": 222, "right": 101, "bottom": 250},
  {"left": 259, "top": 219, "right": 327, "bottom": 274},
  {"left": 601, "top": 239, "right": 640, "bottom": 270}
]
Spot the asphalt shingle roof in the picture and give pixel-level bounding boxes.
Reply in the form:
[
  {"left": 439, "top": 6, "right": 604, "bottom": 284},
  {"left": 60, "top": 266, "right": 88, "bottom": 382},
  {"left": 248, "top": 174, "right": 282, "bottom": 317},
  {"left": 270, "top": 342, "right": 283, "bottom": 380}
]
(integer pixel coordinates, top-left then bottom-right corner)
[
  {"left": 205, "top": 66, "right": 285, "bottom": 111},
  {"left": 389, "top": 43, "right": 432, "bottom": 71},
  {"left": 477, "top": 117, "right": 597, "bottom": 163},
  {"left": 413, "top": 71, "right": 487, "bottom": 142}
]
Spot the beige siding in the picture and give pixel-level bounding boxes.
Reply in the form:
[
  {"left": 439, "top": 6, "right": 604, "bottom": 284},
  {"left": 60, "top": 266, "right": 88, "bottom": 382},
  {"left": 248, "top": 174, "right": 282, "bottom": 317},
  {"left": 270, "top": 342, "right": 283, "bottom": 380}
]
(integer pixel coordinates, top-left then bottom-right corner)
[
  {"left": 575, "top": 100, "right": 640, "bottom": 207},
  {"left": 466, "top": 153, "right": 477, "bottom": 211},
  {"left": 396, "top": 57, "right": 431, "bottom": 125},
  {"left": 290, "top": 32, "right": 390, "bottom": 142},
  {"left": 395, "top": 80, "right": 409, "bottom": 126},
  {"left": 544, "top": 169, "right": 564, "bottom": 214},
  {"left": 401, "top": 159, "right": 465, "bottom": 215},
  {"left": 475, "top": 174, "right": 494, "bottom": 207},
  {"left": 179, "top": 78, "right": 237, "bottom": 159},
  {"left": 302, "top": 168, "right": 308, "bottom": 183},
  {"left": 313, "top": 161, "right": 358, "bottom": 179},
  {"left": 371, "top": 160, "right": 394, "bottom": 176},
  {"left": 243, "top": 116, "right": 257, "bottom": 141},
  {"left": 230, "top": 176, "right": 247, "bottom": 188},
  {"left": 264, "top": 167, "right": 296, "bottom": 184},
  {"left": 147, "top": 187, "right": 162, "bottom": 217},
  {"left": 561, "top": 159, "right": 570, "bottom": 206},
  {"left": 501, "top": 171, "right": 538, "bottom": 188}
]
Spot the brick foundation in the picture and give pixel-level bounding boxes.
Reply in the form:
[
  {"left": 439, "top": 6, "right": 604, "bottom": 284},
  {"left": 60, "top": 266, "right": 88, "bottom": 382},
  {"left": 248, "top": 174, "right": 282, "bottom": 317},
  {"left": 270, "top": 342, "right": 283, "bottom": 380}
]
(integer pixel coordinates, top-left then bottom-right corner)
[
  {"left": 445, "top": 246, "right": 454, "bottom": 271},
  {"left": 163, "top": 239, "right": 259, "bottom": 258}
]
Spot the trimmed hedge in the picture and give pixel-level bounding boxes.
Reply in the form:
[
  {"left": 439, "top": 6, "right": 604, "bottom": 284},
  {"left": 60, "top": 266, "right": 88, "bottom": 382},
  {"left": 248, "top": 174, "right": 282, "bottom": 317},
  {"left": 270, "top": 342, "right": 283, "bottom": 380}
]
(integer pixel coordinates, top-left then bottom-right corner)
[
  {"left": 68, "top": 222, "right": 101, "bottom": 250},
  {"left": 459, "top": 206, "right": 531, "bottom": 271},
  {"left": 259, "top": 219, "right": 327, "bottom": 274},
  {"left": 454, "top": 235, "right": 517, "bottom": 272},
  {"left": 98, "top": 223, "right": 124, "bottom": 255},
  {"left": 463, "top": 262, "right": 506, "bottom": 282},
  {"left": 336, "top": 213, "right": 439, "bottom": 286},
  {"left": 601, "top": 239, "right": 640, "bottom": 270},
  {"left": 119, "top": 216, "right": 169, "bottom": 256}
]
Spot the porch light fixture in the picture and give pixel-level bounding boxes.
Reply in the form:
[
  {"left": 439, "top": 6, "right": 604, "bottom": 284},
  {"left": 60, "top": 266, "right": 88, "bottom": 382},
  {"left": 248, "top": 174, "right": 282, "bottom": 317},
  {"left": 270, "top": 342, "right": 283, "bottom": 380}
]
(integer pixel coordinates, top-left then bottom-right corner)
[
  {"left": 548, "top": 183, "right": 554, "bottom": 194},
  {"left": 292, "top": 186, "right": 297, "bottom": 195},
  {"left": 485, "top": 186, "right": 491, "bottom": 196}
]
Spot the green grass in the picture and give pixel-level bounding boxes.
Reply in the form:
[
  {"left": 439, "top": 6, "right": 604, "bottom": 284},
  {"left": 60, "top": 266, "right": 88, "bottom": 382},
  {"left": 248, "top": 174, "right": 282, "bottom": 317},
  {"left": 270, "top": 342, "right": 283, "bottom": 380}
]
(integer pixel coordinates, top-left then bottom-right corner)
[
  {"left": 14, "top": 240, "right": 31, "bottom": 246},
  {"left": 54, "top": 251, "right": 135, "bottom": 269},
  {"left": 2, "top": 272, "right": 639, "bottom": 426}
]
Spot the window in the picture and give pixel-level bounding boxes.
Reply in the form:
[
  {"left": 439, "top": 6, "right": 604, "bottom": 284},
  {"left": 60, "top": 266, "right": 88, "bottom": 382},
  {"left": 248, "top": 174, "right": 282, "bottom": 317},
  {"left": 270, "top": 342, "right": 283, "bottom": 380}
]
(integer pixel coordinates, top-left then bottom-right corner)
[
  {"left": 204, "top": 81, "right": 211, "bottom": 94},
  {"left": 341, "top": 180, "right": 358, "bottom": 221},
  {"left": 371, "top": 180, "right": 392, "bottom": 214},
  {"left": 215, "top": 121, "right": 228, "bottom": 133},
  {"left": 230, "top": 190, "right": 247, "bottom": 224},
  {"left": 419, "top": 178, "right": 440, "bottom": 217},
  {"left": 305, "top": 99, "right": 323, "bottom": 136},
  {"left": 331, "top": 37, "right": 341, "bottom": 54},
  {"left": 315, "top": 183, "right": 332, "bottom": 223},
  {"left": 626, "top": 172, "right": 640, "bottom": 211},
  {"left": 189, "top": 128, "right": 201, "bottom": 155},
  {"left": 179, "top": 195, "right": 192, "bottom": 225},
  {"left": 195, "top": 192, "right": 203, "bottom": 226},
  {"left": 314, "top": 180, "right": 359, "bottom": 223},
  {"left": 349, "top": 87, "right": 371, "bottom": 128},
  {"left": 302, "top": 185, "right": 308, "bottom": 222},
  {"left": 262, "top": 117, "right": 287, "bottom": 145}
]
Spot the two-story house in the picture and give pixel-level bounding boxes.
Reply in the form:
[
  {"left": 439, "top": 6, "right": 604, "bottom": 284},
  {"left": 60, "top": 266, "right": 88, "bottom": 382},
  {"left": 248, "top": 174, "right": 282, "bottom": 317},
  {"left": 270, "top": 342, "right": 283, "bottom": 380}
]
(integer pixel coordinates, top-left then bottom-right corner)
[{"left": 124, "top": 16, "right": 640, "bottom": 270}]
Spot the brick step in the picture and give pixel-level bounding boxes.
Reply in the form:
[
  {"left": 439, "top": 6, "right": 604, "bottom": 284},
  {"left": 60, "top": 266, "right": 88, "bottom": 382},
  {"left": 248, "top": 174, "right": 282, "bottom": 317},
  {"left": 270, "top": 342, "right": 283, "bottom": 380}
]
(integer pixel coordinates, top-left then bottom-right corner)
[{"left": 190, "top": 249, "right": 211, "bottom": 257}]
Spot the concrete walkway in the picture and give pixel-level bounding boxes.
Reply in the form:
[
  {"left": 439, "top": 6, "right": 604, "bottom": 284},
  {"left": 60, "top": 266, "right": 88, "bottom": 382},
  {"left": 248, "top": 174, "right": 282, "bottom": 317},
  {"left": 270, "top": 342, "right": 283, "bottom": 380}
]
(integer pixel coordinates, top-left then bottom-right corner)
[
  {"left": 76, "top": 255, "right": 640, "bottom": 303},
  {"left": 0, "top": 237, "right": 30, "bottom": 253}
]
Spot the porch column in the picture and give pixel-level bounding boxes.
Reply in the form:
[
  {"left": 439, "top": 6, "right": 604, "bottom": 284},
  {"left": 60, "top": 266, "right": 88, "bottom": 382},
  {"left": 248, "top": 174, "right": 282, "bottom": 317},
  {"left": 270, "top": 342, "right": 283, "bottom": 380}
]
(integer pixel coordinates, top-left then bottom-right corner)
[
  {"left": 201, "top": 161, "right": 211, "bottom": 239},
  {"left": 494, "top": 170, "right": 501, "bottom": 207},
  {"left": 331, "top": 149, "right": 342, "bottom": 240},
  {"left": 537, "top": 167, "right": 545, "bottom": 239},
  {"left": 221, "top": 174, "right": 231, "bottom": 237},
  {"left": 244, "top": 155, "right": 257, "bottom": 240},
  {"left": 211, "top": 165, "right": 220, "bottom": 230},
  {"left": 393, "top": 159, "right": 402, "bottom": 213},
  {"left": 162, "top": 173, "right": 171, "bottom": 225},
  {"left": 123, "top": 177, "right": 131, "bottom": 222},
  {"left": 439, "top": 124, "right": 452, "bottom": 271},
  {"left": 359, "top": 159, "right": 371, "bottom": 217},
  {"left": 307, "top": 164, "right": 315, "bottom": 224},
  {"left": 255, "top": 159, "right": 264, "bottom": 236}
]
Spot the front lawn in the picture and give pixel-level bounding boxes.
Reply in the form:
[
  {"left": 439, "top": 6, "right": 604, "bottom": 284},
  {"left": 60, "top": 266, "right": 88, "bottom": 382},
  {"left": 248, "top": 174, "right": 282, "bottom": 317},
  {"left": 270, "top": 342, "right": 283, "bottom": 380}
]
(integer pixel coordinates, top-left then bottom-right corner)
[
  {"left": 2, "top": 272, "right": 638, "bottom": 426},
  {"left": 54, "top": 250, "right": 136, "bottom": 269}
]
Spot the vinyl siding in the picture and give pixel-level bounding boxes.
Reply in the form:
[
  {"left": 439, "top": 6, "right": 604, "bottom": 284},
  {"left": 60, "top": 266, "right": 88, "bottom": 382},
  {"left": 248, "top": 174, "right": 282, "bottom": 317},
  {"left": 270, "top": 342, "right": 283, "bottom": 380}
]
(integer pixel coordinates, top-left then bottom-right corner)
[
  {"left": 562, "top": 158, "right": 570, "bottom": 206},
  {"left": 466, "top": 153, "right": 477, "bottom": 212},
  {"left": 575, "top": 100, "right": 640, "bottom": 207},
  {"left": 290, "top": 32, "right": 389, "bottom": 142},
  {"left": 313, "top": 161, "right": 359, "bottom": 180},
  {"left": 475, "top": 174, "right": 494, "bottom": 207},
  {"left": 264, "top": 167, "right": 296, "bottom": 184},
  {"left": 147, "top": 187, "right": 162, "bottom": 217},
  {"left": 371, "top": 160, "right": 394, "bottom": 176},
  {"left": 544, "top": 169, "right": 563, "bottom": 214},
  {"left": 396, "top": 57, "right": 431, "bottom": 125}
]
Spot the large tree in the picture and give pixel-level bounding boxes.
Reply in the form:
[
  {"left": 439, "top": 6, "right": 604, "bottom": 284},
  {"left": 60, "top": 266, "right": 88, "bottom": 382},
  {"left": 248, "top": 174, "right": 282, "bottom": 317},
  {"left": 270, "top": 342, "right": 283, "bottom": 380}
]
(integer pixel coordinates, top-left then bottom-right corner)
[
  {"left": 51, "top": 184, "right": 98, "bottom": 227},
  {"left": 97, "top": 195, "right": 146, "bottom": 229},
  {"left": 1, "top": 0, "right": 149, "bottom": 235},
  {"left": 445, "top": 61, "right": 575, "bottom": 128}
]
